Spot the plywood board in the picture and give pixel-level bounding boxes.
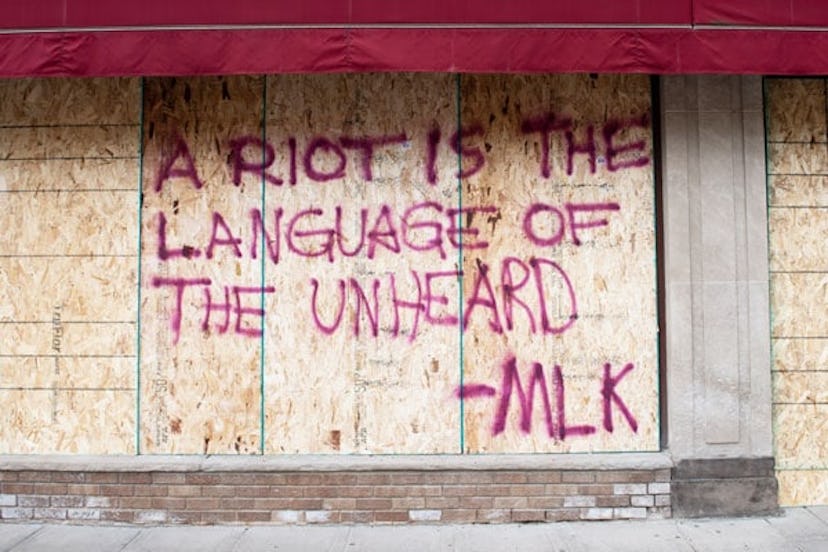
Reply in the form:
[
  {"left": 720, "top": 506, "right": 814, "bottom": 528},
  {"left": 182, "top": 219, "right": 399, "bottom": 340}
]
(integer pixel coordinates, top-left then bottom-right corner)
[
  {"left": 0, "top": 258, "right": 136, "bottom": 324},
  {"left": 0, "top": 78, "right": 139, "bottom": 125},
  {"left": 774, "top": 371, "right": 828, "bottom": 404},
  {"left": 773, "top": 337, "right": 828, "bottom": 372},
  {"left": 140, "top": 76, "right": 264, "bottom": 454},
  {"left": 767, "top": 77, "right": 828, "bottom": 506},
  {"left": 774, "top": 404, "right": 828, "bottom": 470},
  {"left": 262, "top": 74, "right": 460, "bottom": 454},
  {"left": 769, "top": 208, "right": 828, "bottom": 271},
  {"left": 0, "top": 159, "right": 139, "bottom": 192},
  {"left": 0, "top": 191, "right": 137, "bottom": 255},
  {"left": 768, "top": 143, "right": 828, "bottom": 175},
  {"left": 0, "top": 357, "right": 134, "bottom": 389},
  {"left": 0, "top": 127, "right": 136, "bottom": 160},
  {"left": 0, "top": 389, "right": 135, "bottom": 454},
  {"left": 768, "top": 175, "right": 828, "bottom": 207},
  {"left": 0, "top": 74, "right": 660, "bottom": 457},
  {"left": 458, "top": 74, "right": 658, "bottom": 453},
  {"left": 771, "top": 273, "right": 828, "bottom": 338},
  {"left": 777, "top": 470, "right": 828, "bottom": 506},
  {"left": 765, "top": 79, "right": 827, "bottom": 144},
  {"left": 0, "top": 321, "right": 134, "bottom": 356},
  {"left": 0, "top": 77, "right": 139, "bottom": 454}
]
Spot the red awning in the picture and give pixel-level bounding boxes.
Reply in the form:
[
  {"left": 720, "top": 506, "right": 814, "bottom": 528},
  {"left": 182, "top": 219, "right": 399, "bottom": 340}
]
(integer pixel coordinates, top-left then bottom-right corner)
[
  {"left": 693, "top": 0, "right": 828, "bottom": 27},
  {"left": 0, "top": 1, "right": 827, "bottom": 76},
  {"left": 1, "top": 1, "right": 692, "bottom": 28}
]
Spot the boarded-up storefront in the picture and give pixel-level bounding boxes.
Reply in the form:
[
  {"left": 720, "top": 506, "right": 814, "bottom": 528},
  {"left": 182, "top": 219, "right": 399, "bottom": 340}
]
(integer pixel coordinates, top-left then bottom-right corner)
[
  {"left": 0, "top": 74, "right": 658, "bottom": 457},
  {"left": 7, "top": 0, "right": 828, "bottom": 525}
]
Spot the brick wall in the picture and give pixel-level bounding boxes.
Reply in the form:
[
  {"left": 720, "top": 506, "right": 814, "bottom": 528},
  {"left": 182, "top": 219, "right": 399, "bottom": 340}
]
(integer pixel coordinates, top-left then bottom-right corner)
[{"left": 0, "top": 469, "right": 670, "bottom": 524}]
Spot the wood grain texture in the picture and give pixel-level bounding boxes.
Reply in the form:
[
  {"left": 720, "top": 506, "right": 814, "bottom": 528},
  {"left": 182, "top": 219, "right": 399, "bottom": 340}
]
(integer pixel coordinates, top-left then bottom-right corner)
[
  {"left": 0, "top": 74, "right": 660, "bottom": 457},
  {"left": 458, "top": 74, "right": 658, "bottom": 453},
  {"left": 0, "top": 78, "right": 138, "bottom": 454},
  {"left": 767, "top": 77, "right": 828, "bottom": 506},
  {"left": 140, "top": 76, "right": 264, "bottom": 454}
]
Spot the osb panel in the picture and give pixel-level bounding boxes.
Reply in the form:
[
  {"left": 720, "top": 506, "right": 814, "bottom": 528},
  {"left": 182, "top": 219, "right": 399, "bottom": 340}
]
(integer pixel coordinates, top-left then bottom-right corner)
[
  {"left": 262, "top": 74, "right": 460, "bottom": 454},
  {"left": 777, "top": 471, "right": 828, "bottom": 506},
  {"left": 768, "top": 143, "right": 828, "bottom": 175},
  {"left": 768, "top": 175, "right": 828, "bottom": 207},
  {"left": 773, "top": 338, "right": 828, "bottom": 372},
  {"left": 458, "top": 74, "right": 658, "bottom": 453},
  {"left": 0, "top": 357, "right": 134, "bottom": 389},
  {"left": 768, "top": 78, "right": 828, "bottom": 506},
  {"left": 0, "top": 78, "right": 139, "bottom": 125},
  {"left": 0, "top": 159, "right": 137, "bottom": 192},
  {"left": 0, "top": 77, "right": 139, "bottom": 455},
  {"left": 0, "top": 390, "right": 135, "bottom": 454},
  {"left": 0, "top": 74, "right": 660, "bottom": 456},
  {"left": 774, "top": 372, "right": 828, "bottom": 404},
  {"left": 0, "top": 321, "right": 134, "bottom": 356},
  {"left": 0, "top": 355, "right": 134, "bottom": 454},
  {"left": 0, "top": 126, "right": 137, "bottom": 160},
  {"left": 774, "top": 404, "right": 828, "bottom": 470},
  {"left": 765, "top": 79, "right": 827, "bottom": 144},
  {"left": 140, "top": 76, "right": 264, "bottom": 454},
  {"left": 769, "top": 208, "right": 828, "bottom": 271},
  {"left": 771, "top": 273, "right": 828, "bottom": 338},
  {"left": 0, "top": 191, "right": 137, "bottom": 255},
  {"left": 0, "top": 258, "right": 136, "bottom": 323}
]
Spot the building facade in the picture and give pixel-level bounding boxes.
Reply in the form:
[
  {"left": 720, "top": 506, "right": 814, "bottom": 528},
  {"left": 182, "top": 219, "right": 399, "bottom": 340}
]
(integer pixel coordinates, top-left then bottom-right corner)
[{"left": 0, "top": 1, "right": 825, "bottom": 524}]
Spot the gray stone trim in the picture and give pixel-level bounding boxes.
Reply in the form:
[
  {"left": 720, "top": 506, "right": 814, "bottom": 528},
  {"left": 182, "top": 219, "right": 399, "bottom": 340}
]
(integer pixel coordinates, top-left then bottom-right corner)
[
  {"left": 673, "top": 457, "right": 774, "bottom": 479},
  {"left": 660, "top": 75, "right": 773, "bottom": 460},
  {"left": 0, "top": 452, "right": 672, "bottom": 473}
]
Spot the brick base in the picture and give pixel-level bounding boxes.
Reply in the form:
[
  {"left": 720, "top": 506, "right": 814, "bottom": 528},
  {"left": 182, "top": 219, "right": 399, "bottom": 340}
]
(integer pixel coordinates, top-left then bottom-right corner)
[{"left": 0, "top": 468, "right": 671, "bottom": 525}]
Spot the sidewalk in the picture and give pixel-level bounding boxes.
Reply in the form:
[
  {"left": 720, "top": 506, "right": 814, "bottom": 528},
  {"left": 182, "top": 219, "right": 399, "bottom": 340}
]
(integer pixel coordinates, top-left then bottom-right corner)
[{"left": 1, "top": 507, "right": 827, "bottom": 551}]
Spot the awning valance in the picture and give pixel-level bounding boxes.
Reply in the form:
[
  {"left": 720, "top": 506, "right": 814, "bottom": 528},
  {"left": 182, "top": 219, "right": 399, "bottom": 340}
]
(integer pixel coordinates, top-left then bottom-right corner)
[{"left": 1, "top": 1, "right": 826, "bottom": 76}]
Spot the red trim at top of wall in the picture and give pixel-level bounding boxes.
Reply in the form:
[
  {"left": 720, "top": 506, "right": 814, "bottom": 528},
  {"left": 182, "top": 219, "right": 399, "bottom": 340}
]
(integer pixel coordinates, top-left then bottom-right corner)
[
  {"left": 2, "top": 1, "right": 691, "bottom": 29},
  {"left": 8, "top": 1, "right": 826, "bottom": 29},
  {"left": 693, "top": 0, "right": 828, "bottom": 27}
]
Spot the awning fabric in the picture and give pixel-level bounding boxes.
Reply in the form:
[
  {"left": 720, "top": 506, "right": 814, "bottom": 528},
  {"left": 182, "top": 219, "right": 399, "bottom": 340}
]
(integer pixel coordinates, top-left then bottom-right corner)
[{"left": 1, "top": 1, "right": 827, "bottom": 76}]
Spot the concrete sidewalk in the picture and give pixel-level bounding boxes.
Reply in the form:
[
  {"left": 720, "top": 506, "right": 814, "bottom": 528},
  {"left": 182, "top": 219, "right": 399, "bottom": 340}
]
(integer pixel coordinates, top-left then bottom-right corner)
[{"left": 1, "top": 507, "right": 827, "bottom": 551}]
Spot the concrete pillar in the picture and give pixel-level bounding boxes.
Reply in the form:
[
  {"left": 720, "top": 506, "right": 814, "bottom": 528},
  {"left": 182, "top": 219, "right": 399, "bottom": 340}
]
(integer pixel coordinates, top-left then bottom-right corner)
[{"left": 660, "top": 75, "right": 777, "bottom": 516}]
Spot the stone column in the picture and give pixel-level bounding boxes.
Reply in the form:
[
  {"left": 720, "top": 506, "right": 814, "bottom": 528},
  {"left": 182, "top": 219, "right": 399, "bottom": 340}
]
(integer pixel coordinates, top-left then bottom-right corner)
[{"left": 660, "top": 75, "right": 777, "bottom": 516}]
